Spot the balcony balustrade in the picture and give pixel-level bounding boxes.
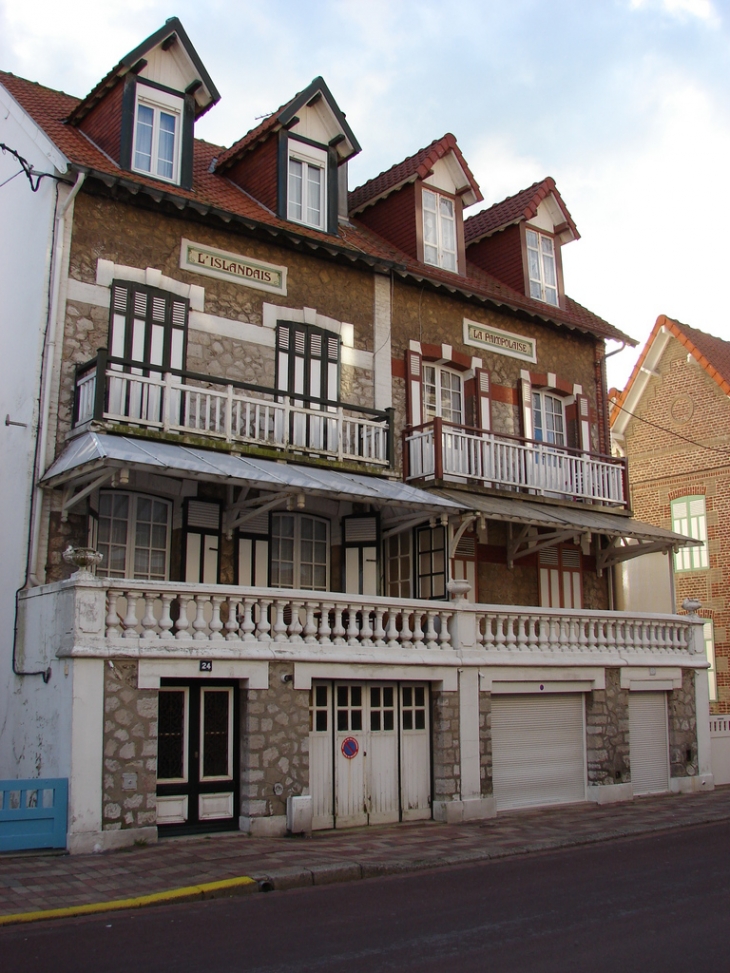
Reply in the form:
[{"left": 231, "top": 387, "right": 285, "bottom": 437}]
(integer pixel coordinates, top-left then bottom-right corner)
[
  {"left": 405, "top": 418, "right": 627, "bottom": 506},
  {"left": 21, "top": 577, "right": 700, "bottom": 664},
  {"left": 74, "top": 350, "right": 393, "bottom": 467}
]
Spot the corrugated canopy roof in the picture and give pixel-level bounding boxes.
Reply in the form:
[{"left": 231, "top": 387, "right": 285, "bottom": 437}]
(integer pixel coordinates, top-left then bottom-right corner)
[{"left": 42, "top": 433, "right": 463, "bottom": 511}]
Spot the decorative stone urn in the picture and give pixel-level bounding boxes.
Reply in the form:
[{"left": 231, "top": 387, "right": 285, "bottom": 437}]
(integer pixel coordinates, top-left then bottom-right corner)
[
  {"left": 62, "top": 545, "right": 104, "bottom": 576},
  {"left": 682, "top": 597, "right": 701, "bottom": 616},
  {"left": 447, "top": 578, "right": 472, "bottom": 602}
]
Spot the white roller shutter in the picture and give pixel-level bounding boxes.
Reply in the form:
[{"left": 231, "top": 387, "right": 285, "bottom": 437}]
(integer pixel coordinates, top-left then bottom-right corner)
[
  {"left": 492, "top": 694, "right": 586, "bottom": 811},
  {"left": 629, "top": 692, "right": 669, "bottom": 795}
]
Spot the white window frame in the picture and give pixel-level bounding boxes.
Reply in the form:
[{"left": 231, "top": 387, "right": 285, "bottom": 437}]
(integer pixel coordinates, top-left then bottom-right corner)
[
  {"left": 422, "top": 189, "right": 458, "bottom": 273},
  {"left": 422, "top": 363, "right": 464, "bottom": 425},
  {"left": 532, "top": 389, "right": 566, "bottom": 446},
  {"left": 672, "top": 496, "right": 709, "bottom": 571},
  {"left": 287, "top": 141, "right": 327, "bottom": 231},
  {"left": 157, "top": 687, "right": 190, "bottom": 783},
  {"left": 270, "top": 513, "right": 330, "bottom": 591},
  {"left": 96, "top": 490, "right": 172, "bottom": 581},
  {"left": 132, "top": 86, "right": 183, "bottom": 185},
  {"left": 703, "top": 621, "right": 718, "bottom": 702},
  {"left": 526, "top": 228, "right": 559, "bottom": 306},
  {"left": 199, "top": 687, "right": 234, "bottom": 782}
]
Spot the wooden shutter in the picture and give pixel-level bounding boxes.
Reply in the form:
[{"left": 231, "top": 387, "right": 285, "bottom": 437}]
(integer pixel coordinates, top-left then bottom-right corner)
[
  {"left": 577, "top": 394, "right": 591, "bottom": 452},
  {"left": 343, "top": 515, "right": 379, "bottom": 596},
  {"left": 406, "top": 350, "right": 423, "bottom": 428},
  {"left": 474, "top": 368, "right": 492, "bottom": 433},
  {"left": 519, "top": 373, "right": 533, "bottom": 440},
  {"left": 184, "top": 500, "right": 221, "bottom": 584}
]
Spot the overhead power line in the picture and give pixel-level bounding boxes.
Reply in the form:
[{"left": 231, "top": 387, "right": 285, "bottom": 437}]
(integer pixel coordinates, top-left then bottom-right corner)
[
  {"left": 0, "top": 142, "right": 63, "bottom": 192},
  {"left": 610, "top": 398, "right": 730, "bottom": 459}
]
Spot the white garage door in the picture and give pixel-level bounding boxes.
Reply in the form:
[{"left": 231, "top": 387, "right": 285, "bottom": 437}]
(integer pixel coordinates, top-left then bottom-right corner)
[
  {"left": 492, "top": 694, "right": 586, "bottom": 811},
  {"left": 629, "top": 692, "right": 669, "bottom": 795}
]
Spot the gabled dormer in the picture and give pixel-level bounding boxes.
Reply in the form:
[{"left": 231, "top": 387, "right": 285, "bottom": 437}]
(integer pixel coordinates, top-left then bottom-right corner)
[
  {"left": 65, "top": 18, "right": 219, "bottom": 190},
  {"left": 213, "top": 78, "right": 360, "bottom": 236},
  {"left": 464, "top": 178, "right": 579, "bottom": 308},
  {"left": 348, "top": 134, "right": 482, "bottom": 275}
]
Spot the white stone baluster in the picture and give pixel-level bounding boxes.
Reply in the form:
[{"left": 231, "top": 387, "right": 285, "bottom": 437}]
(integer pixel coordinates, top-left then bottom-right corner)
[
  {"left": 538, "top": 615, "right": 549, "bottom": 650},
  {"left": 159, "top": 593, "right": 174, "bottom": 640},
  {"left": 516, "top": 615, "right": 528, "bottom": 651},
  {"left": 360, "top": 608, "right": 374, "bottom": 647},
  {"left": 122, "top": 591, "right": 142, "bottom": 638},
  {"left": 193, "top": 595, "right": 209, "bottom": 640},
  {"left": 106, "top": 589, "right": 121, "bottom": 638},
  {"left": 385, "top": 611, "right": 399, "bottom": 648},
  {"left": 288, "top": 600, "right": 304, "bottom": 642},
  {"left": 256, "top": 599, "right": 272, "bottom": 641},
  {"left": 346, "top": 606, "right": 360, "bottom": 647},
  {"left": 141, "top": 593, "right": 159, "bottom": 639},
  {"left": 175, "top": 595, "right": 192, "bottom": 639},
  {"left": 318, "top": 604, "right": 333, "bottom": 644},
  {"left": 526, "top": 616, "right": 538, "bottom": 650},
  {"left": 425, "top": 611, "right": 439, "bottom": 650},
  {"left": 505, "top": 614, "right": 517, "bottom": 650},
  {"left": 273, "top": 600, "right": 289, "bottom": 642},
  {"left": 209, "top": 596, "right": 224, "bottom": 640},
  {"left": 400, "top": 610, "right": 413, "bottom": 649},
  {"left": 332, "top": 606, "right": 346, "bottom": 645},
  {"left": 412, "top": 611, "right": 425, "bottom": 650},
  {"left": 438, "top": 611, "right": 452, "bottom": 649},
  {"left": 227, "top": 597, "right": 244, "bottom": 640},
  {"left": 373, "top": 608, "right": 386, "bottom": 647},
  {"left": 303, "top": 602, "right": 318, "bottom": 644}
]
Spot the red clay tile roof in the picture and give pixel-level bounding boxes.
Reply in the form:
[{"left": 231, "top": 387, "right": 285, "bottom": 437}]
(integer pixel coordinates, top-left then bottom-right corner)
[
  {"left": 348, "top": 133, "right": 482, "bottom": 213},
  {"left": 464, "top": 177, "right": 579, "bottom": 244},
  {"left": 611, "top": 315, "right": 730, "bottom": 426},
  {"left": 1, "top": 70, "right": 629, "bottom": 346}
]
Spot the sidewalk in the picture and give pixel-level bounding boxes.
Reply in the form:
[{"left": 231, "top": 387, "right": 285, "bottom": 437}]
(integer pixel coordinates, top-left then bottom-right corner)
[{"left": 2, "top": 786, "right": 729, "bottom": 924}]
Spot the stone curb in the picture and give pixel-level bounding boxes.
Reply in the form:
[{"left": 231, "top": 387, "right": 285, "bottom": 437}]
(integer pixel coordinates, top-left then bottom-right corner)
[{"left": 2, "top": 806, "right": 729, "bottom": 927}]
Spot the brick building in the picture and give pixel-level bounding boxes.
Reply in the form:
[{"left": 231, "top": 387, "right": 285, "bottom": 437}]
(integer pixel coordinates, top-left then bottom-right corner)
[
  {"left": 0, "top": 20, "right": 712, "bottom": 853},
  {"left": 611, "top": 314, "right": 730, "bottom": 713}
]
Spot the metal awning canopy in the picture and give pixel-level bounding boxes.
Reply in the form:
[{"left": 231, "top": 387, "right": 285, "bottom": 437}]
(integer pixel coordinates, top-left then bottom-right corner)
[
  {"left": 438, "top": 489, "right": 700, "bottom": 572},
  {"left": 42, "top": 433, "right": 463, "bottom": 513}
]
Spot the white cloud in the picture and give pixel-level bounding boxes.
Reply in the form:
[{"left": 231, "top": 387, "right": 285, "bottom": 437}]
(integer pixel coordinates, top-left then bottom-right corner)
[{"left": 628, "top": 0, "right": 720, "bottom": 25}]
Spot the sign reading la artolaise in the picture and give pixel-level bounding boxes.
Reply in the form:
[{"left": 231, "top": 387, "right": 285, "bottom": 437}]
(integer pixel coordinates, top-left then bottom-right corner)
[
  {"left": 180, "top": 239, "right": 287, "bottom": 295},
  {"left": 463, "top": 318, "right": 537, "bottom": 363}
]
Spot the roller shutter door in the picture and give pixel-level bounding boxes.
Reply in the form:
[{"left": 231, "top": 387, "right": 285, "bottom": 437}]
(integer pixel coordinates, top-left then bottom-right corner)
[
  {"left": 492, "top": 694, "right": 586, "bottom": 811},
  {"left": 629, "top": 692, "right": 669, "bottom": 795}
]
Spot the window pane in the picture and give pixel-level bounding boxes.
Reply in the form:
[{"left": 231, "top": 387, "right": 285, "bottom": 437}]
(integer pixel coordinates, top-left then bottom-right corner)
[
  {"left": 288, "top": 158, "right": 303, "bottom": 221},
  {"left": 423, "top": 208, "right": 438, "bottom": 246},
  {"left": 526, "top": 229, "right": 538, "bottom": 248},
  {"left": 306, "top": 164, "right": 322, "bottom": 226},
  {"left": 134, "top": 105, "right": 154, "bottom": 172},
  {"left": 202, "top": 690, "right": 230, "bottom": 779},
  {"left": 157, "top": 112, "right": 176, "bottom": 179}
]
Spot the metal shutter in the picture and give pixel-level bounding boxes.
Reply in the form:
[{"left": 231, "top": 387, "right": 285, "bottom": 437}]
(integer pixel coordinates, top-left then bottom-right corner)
[
  {"left": 629, "top": 692, "right": 669, "bottom": 795},
  {"left": 492, "top": 694, "right": 586, "bottom": 811}
]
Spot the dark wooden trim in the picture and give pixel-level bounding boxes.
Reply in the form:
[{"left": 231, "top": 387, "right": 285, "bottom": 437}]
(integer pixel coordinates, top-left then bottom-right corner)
[
  {"left": 415, "top": 182, "right": 425, "bottom": 265},
  {"left": 119, "top": 75, "right": 137, "bottom": 171},
  {"left": 180, "top": 93, "right": 195, "bottom": 190},
  {"left": 327, "top": 145, "right": 339, "bottom": 236},
  {"left": 277, "top": 129, "right": 288, "bottom": 220},
  {"left": 136, "top": 77, "right": 184, "bottom": 98}
]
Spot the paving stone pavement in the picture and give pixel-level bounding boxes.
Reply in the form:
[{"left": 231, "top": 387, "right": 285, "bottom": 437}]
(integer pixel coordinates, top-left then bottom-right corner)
[{"left": 1, "top": 786, "right": 729, "bottom": 917}]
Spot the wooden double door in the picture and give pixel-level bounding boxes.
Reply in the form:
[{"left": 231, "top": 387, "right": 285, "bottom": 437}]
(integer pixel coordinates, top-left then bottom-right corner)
[{"left": 156, "top": 680, "right": 239, "bottom": 834}]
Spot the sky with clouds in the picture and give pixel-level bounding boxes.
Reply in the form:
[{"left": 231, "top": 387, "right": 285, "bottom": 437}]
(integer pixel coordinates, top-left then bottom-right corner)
[{"left": 2, "top": 0, "right": 728, "bottom": 390}]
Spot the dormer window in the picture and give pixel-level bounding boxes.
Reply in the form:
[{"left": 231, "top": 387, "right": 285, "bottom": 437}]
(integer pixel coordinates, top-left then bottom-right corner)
[
  {"left": 423, "top": 189, "right": 457, "bottom": 272},
  {"left": 132, "top": 86, "right": 183, "bottom": 184},
  {"left": 526, "top": 229, "right": 558, "bottom": 306},
  {"left": 288, "top": 141, "right": 327, "bottom": 230}
]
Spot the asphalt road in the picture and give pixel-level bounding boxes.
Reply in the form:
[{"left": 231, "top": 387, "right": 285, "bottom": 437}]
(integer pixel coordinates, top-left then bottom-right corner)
[{"left": 3, "top": 821, "right": 730, "bottom": 972}]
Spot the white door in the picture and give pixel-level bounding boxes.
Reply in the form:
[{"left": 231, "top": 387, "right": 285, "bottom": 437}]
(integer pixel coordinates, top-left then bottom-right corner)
[
  {"left": 629, "top": 692, "right": 669, "bottom": 795},
  {"left": 491, "top": 693, "right": 586, "bottom": 811},
  {"left": 400, "top": 684, "right": 431, "bottom": 820},
  {"left": 334, "top": 683, "right": 369, "bottom": 827},
  {"left": 309, "top": 683, "right": 334, "bottom": 830}
]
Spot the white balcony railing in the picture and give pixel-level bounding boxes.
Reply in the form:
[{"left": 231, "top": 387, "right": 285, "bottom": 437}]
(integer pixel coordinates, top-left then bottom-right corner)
[
  {"left": 74, "top": 352, "right": 392, "bottom": 467},
  {"left": 406, "top": 419, "right": 627, "bottom": 506},
  {"left": 40, "top": 578, "right": 695, "bottom": 660}
]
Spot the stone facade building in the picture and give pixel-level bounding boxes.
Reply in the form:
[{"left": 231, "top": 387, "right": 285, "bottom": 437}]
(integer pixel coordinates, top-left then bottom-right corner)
[
  {"left": 0, "top": 21, "right": 713, "bottom": 852},
  {"left": 611, "top": 314, "right": 730, "bottom": 714}
]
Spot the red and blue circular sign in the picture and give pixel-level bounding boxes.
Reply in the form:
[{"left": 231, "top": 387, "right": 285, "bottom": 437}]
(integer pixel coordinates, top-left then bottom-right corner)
[{"left": 341, "top": 736, "right": 359, "bottom": 759}]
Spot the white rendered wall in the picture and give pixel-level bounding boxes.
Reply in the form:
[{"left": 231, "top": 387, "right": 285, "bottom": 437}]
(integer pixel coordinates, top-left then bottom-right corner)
[
  {"left": 615, "top": 551, "right": 674, "bottom": 614},
  {"left": 0, "top": 84, "right": 69, "bottom": 780}
]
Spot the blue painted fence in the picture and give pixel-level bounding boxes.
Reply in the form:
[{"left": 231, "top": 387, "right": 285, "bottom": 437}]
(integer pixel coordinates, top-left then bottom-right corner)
[{"left": 0, "top": 778, "right": 68, "bottom": 852}]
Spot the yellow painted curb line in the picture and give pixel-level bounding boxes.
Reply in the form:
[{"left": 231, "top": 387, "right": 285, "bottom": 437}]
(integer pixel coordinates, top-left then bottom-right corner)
[{"left": 0, "top": 875, "right": 258, "bottom": 927}]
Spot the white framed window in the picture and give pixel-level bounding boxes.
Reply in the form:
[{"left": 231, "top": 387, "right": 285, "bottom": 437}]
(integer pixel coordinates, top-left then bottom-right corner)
[
  {"left": 416, "top": 525, "right": 447, "bottom": 600},
  {"left": 288, "top": 142, "right": 327, "bottom": 230},
  {"left": 270, "top": 513, "right": 329, "bottom": 590},
  {"left": 422, "top": 189, "right": 457, "bottom": 272},
  {"left": 672, "top": 496, "right": 709, "bottom": 571},
  {"left": 386, "top": 531, "right": 412, "bottom": 599},
  {"left": 703, "top": 621, "right": 718, "bottom": 702},
  {"left": 526, "top": 229, "right": 558, "bottom": 306},
  {"left": 423, "top": 364, "right": 463, "bottom": 425},
  {"left": 96, "top": 491, "right": 172, "bottom": 580},
  {"left": 532, "top": 390, "right": 565, "bottom": 445},
  {"left": 132, "top": 87, "right": 183, "bottom": 184}
]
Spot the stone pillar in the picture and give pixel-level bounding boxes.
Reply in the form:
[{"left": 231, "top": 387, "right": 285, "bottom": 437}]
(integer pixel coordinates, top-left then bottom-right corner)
[
  {"left": 479, "top": 689, "right": 493, "bottom": 798},
  {"left": 694, "top": 666, "right": 715, "bottom": 789},
  {"left": 239, "top": 661, "right": 310, "bottom": 836},
  {"left": 456, "top": 669, "right": 495, "bottom": 821},
  {"left": 586, "top": 668, "right": 633, "bottom": 804},
  {"left": 431, "top": 686, "right": 460, "bottom": 822}
]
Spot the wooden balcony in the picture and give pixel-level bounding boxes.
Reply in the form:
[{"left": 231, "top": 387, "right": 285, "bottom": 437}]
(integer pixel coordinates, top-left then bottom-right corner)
[
  {"left": 405, "top": 418, "right": 628, "bottom": 507},
  {"left": 73, "top": 350, "right": 394, "bottom": 468}
]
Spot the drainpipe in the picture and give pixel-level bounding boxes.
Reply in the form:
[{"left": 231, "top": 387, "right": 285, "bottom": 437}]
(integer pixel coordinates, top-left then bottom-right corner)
[{"left": 27, "top": 170, "right": 86, "bottom": 586}]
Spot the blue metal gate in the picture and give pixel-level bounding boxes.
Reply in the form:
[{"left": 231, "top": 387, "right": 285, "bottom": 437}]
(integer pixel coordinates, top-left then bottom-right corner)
[{"left": 0, "top": 778, "right": 68, "bottom": 851}]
